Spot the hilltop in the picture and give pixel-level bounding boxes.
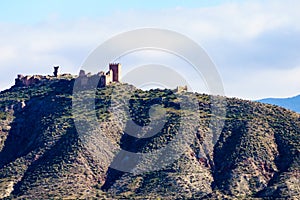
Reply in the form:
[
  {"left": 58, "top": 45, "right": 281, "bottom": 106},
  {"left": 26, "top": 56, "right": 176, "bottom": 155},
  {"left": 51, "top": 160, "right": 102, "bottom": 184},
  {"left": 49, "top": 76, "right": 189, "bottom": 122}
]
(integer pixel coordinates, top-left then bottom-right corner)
[{"left": 0, "top": 75, "right": 299, "bottom": 199}]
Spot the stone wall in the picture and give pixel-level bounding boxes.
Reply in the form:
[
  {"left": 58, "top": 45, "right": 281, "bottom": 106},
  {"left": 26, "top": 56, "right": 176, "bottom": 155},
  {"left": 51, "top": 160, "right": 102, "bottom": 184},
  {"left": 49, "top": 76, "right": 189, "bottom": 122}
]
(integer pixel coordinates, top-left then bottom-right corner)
[
  {"left": 13, "top": 63, "right": 122, "bottom": 88},
  {"left": 15, "top": 75, "right": 44, "bottom": 87},
  {"left": 175, "top": 85, "right": 188, "bottom": 93},
  {"left": 14, "top": 73, "right": 74, "bottom": 88}
]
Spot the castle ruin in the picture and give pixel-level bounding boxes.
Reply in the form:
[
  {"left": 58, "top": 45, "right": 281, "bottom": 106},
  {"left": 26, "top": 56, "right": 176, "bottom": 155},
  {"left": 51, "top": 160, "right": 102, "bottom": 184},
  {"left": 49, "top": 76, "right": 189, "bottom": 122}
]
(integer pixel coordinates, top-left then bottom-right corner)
[
  {"left": 14, "top": 65, "right": 72, "bottom": 87},
  {"left": 53, "top": 66, "right": 59, "bottom": 77},
  {"left": 14, "top": 74, "right": 43, "bottom": 87},
  {"left": 14, "top": 63, "right": 121, "bottom": 88},
  {"left": 175, "top": 85, "right": 188, "bottom": 93},
  {"left": 78, "top": 63, "right": 121, "bottom": 88}
]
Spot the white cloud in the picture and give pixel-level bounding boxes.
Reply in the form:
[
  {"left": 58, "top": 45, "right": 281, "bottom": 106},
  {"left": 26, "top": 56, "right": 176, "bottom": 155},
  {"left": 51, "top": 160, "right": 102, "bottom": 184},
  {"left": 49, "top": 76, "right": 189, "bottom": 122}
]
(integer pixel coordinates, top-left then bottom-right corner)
[
  {"left": 0, "top": 45, "right": 16, "bottom": 63},
  {"left": 224, "top": 66, "right": 300, "bottom": 100},
  {"left": 0, "top": 0, "right": 300, "bottom": 100}
]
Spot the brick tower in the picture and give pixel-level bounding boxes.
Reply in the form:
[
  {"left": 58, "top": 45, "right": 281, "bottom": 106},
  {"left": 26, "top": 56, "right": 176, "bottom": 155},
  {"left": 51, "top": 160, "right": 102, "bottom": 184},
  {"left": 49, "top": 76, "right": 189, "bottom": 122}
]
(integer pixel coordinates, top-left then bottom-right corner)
[{"left": 109, "top": 63, "right": 121, "bottom": 82}]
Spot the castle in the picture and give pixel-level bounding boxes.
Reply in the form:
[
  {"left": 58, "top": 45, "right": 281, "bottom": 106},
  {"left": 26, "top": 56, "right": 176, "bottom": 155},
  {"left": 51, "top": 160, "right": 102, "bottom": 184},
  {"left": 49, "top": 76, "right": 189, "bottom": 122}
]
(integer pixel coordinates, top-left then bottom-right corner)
[
  {"left": 14, "top": 63, "right": 122, "bottom": 88},
  {"left": 13, "top": 63, "right": 188, "bottom": 92},
  {"left": 78, "top": 63, "right": 121, "bottom": 87}
]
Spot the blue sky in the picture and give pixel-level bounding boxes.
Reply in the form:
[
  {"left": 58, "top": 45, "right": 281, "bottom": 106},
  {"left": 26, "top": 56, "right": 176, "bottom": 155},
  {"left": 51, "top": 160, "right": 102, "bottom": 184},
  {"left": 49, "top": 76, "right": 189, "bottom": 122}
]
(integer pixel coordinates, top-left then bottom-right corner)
[
  {"left": 0, "top": 0, "right": 234, "bottom": 23},
  {"left": 0, "top": 1, "right": 216, "bottom": 22},
  {"left": 0, "top": 0, "right": 299, "bottom": 99}
]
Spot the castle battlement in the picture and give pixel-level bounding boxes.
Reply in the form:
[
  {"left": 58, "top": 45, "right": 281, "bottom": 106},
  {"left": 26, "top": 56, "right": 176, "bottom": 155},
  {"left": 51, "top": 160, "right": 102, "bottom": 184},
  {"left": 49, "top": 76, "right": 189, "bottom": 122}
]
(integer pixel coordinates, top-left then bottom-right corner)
[
  {"left": 14, "top": 63, "right": 121, "bottom": 88},
  {"left": 78, "top": 63, "right": 121, "bottom": 87},
  {"left": 14, "top": 73, "right": 74, "bottom": 87},
  {"left": 14, "top": 66, "right": 74, "bottom": 87},
  {"left": 76, "top": 63, "right": 121, "bottom": 88}
]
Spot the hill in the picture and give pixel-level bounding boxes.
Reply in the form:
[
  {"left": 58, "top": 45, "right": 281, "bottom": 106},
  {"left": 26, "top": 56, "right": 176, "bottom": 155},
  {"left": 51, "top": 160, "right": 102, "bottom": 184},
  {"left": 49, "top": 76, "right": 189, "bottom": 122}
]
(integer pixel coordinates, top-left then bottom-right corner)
[
  {"left": 0, "top": 75, "right": 299, "bottom": 199},
  {"left": 258, "top": 95, "right": 300, "bottom": 113}
]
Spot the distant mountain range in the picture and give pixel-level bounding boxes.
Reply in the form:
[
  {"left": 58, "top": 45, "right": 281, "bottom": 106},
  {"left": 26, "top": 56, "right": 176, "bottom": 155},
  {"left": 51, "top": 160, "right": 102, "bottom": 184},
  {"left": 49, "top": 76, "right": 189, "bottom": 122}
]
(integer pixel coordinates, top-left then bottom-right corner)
[{"left": 258, "top": 95, "right": 300, "bottom": 113}]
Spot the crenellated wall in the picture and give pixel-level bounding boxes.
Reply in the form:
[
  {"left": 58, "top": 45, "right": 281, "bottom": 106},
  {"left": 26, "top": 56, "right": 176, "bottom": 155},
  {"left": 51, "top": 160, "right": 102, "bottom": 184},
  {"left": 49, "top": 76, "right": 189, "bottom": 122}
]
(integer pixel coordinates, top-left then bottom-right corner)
[{"left": 14, "top": 63, "right": 122, "bottom": 88}]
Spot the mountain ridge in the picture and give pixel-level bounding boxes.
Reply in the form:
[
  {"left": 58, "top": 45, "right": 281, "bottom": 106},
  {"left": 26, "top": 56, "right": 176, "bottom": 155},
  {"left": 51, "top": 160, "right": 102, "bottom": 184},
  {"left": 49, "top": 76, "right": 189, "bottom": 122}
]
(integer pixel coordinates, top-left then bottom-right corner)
[
  {"left": 0, "top": 76, "right": 299, "bottom": 199},
  {"left": 258, "top": 95, "right": 300, "bottom": 113}
]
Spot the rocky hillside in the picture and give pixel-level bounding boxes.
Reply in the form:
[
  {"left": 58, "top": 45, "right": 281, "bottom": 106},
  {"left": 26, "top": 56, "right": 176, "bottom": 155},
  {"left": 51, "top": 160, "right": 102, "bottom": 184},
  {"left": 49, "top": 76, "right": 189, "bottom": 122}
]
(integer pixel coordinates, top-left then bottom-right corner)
[{"left": 0, "top": 76, "right": 299, "bottom": 199}]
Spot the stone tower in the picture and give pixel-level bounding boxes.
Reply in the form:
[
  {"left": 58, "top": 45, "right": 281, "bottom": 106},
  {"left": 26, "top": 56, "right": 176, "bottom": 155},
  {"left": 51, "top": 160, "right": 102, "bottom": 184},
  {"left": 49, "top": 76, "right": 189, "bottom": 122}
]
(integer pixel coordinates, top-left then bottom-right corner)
[
  {"left": 53, "top": 66, "right": 59, "bottom": 77},
  {"left": 109, "top": 63, "right": 121, "bottom": 82}
]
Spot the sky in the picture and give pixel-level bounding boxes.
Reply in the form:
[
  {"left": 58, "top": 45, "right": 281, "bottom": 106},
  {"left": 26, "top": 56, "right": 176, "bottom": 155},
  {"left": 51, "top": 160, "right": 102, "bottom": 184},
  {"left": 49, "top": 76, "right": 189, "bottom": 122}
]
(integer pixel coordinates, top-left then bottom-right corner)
[{"left": 0, "top": 0, "right": 300, "bottom": 100}]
